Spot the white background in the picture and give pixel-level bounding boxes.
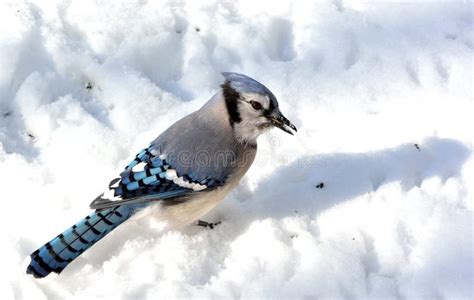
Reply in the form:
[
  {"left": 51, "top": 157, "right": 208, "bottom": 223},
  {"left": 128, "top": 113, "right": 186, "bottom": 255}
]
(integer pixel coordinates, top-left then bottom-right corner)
[{"left": 0, "top": 0, "right": 472, "bottom": 298}]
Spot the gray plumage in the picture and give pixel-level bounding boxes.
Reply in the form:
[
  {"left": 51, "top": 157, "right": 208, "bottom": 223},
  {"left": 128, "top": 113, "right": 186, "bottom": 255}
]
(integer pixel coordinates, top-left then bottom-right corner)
[
  {"left": 27, "top": 72, "right": 296, "bottom": 278},
  {"left": 151, "top": 91, "right": 256, "bottom": 182},
  {"left": 91, "top": 72, "right": 296, "bottom": 214}
]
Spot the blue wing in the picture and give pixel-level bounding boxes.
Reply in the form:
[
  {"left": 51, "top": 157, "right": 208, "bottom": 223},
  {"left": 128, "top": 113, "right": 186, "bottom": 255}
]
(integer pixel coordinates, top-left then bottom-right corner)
[{"left": 90, "top": 146, "right": 225, "bottom": 210}]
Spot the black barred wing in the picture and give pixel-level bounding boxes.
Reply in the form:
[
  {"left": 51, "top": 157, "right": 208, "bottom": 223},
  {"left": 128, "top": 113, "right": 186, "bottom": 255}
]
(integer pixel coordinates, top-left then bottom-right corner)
[{"left": 90, "top": 146, "right": 225, "bottom": 210}]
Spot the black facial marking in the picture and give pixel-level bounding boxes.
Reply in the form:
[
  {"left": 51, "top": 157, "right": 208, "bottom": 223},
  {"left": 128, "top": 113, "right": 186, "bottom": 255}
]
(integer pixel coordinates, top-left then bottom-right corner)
[
  {"left": 267, "top": 92, "right": 278, "bottom": 111},
  {"left": 221, "top": 81, "right": 242, "bottom": 126}
]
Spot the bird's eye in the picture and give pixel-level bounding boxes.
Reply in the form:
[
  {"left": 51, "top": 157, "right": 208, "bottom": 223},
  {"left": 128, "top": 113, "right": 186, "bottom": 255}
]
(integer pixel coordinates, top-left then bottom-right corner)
[{"left": 249, "top": 100, "right": 263, "bottom": 110}]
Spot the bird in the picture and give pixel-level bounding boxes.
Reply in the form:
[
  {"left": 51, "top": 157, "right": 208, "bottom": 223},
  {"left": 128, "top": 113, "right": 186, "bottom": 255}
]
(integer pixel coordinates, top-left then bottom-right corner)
[{"left": 26, "top": 72, "right": 297, "bottom": 278}]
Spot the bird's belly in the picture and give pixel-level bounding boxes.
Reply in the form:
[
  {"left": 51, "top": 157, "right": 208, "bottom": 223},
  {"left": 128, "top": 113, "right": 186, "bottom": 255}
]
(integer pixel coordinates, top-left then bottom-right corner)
[
  {"left": 165, "top": 190, "right": 228, "bottom": 227},
  {"left": 137, "top": 185, "right": 234, "bottom": 229}
]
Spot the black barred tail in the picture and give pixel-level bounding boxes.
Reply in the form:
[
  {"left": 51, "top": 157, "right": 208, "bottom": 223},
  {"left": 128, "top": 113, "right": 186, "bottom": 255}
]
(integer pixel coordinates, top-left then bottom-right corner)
[{"left": 26, "top": 205, "right": 135, "bottom": 278}]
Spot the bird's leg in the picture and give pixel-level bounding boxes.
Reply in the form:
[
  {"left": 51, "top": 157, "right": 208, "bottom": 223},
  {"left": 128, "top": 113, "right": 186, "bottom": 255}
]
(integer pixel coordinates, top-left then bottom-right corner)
[{"left": 196, "top": 220, "right": 221, "bottom": 229}]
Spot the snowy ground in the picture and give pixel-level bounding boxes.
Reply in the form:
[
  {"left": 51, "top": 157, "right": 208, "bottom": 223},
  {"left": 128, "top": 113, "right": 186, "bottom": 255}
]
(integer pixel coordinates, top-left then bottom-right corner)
[{"left": 1, "top": 0, "right": 473, "bottom": 299}]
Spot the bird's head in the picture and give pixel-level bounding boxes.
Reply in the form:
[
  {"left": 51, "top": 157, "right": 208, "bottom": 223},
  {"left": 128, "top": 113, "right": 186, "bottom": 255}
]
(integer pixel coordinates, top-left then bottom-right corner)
[{"left": 220, "top": 72, "right": 297, "bottom": 144}]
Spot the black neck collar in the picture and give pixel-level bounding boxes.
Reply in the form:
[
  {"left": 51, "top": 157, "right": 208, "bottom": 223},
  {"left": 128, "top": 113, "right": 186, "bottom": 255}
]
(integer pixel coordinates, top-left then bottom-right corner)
[{"left": 221, "top": 81, "right": 242, "bottom": 127}]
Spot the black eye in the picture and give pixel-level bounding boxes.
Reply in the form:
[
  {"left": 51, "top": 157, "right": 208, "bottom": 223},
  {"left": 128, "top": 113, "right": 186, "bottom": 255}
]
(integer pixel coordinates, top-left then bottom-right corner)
[{"left": 249, "top": 100, "right": 262, "bottom": 110}]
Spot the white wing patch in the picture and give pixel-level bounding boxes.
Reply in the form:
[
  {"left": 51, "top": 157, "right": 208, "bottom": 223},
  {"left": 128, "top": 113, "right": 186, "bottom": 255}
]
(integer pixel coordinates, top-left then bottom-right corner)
[
  {"left": 100, "top": 166, "right": 207, "bottom": 203},
  {"left": 109, "top": 179, "right": 120, "bottom": 189},
  {"left": 102, "top": 185, "right": 121, "bottom": 201},
  {"left": 91, "top": 148, "right": 219, "bottom": 210},
  {"left": 165, "top": 169, "right": 207, "bottom": 191}
]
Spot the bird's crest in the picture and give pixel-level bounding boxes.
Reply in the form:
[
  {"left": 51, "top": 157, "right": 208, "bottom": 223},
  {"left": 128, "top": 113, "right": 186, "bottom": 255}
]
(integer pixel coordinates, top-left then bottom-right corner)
[{"left": 221, "top": 72, "right": 278, "bottom": 107}]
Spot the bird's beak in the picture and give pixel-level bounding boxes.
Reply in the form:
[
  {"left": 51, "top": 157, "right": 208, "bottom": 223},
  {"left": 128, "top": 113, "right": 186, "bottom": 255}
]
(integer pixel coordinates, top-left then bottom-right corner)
[{"left": 267, "top": 110, "right": 297, "bottom": 135}]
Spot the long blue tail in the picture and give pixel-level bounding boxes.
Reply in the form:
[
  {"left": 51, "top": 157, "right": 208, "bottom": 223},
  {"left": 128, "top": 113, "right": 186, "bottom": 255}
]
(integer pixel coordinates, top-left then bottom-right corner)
[{"left": 26, "top": 205, "right": 136, "bottom": 278}]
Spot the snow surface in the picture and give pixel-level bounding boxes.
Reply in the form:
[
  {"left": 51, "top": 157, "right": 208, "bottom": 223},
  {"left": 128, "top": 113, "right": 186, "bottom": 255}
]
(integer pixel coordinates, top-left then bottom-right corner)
[{"left": 1, "top": 0, "right": 473, "bottom": 298}]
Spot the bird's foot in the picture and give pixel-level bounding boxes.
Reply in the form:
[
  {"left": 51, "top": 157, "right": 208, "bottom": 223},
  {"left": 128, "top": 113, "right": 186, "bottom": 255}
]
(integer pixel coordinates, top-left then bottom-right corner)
[{"left": 196, "top": 220, "right": 221, "bottom": 229}]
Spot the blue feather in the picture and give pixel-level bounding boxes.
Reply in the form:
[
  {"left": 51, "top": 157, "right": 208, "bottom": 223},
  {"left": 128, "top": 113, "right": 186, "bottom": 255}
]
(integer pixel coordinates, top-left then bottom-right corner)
[
  {"left": 124, "top": 146, "right": 153, "bottom": 171},
  {"left": 90, "top": 146, "right": 225, "bottom": 210},
  {"left": 149, "top": 167, "right": 162, "bottom": 175},
  {"left": 126, "top": 181, "right": 139, "bottom": 191},
  {"left": 133, "top": 171, "right": 147, "bottom": 181},
  {"left": 142, "top": 176, "right": 158, "bottom": 185},
  {"left": 26, "top": 205, "right": 139, "bottom": 278}
]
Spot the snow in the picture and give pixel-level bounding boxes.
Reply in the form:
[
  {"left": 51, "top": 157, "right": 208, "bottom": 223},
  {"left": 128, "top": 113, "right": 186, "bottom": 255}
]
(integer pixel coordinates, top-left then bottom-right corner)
[{"left": 0, "top": 0, "right": 473, "bottom": 298}]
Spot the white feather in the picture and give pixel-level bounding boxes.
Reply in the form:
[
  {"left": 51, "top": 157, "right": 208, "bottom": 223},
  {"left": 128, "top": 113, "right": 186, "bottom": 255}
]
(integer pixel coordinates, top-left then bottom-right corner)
[{"left": 132, "top": 162, "right": 146, "bottom": 172}]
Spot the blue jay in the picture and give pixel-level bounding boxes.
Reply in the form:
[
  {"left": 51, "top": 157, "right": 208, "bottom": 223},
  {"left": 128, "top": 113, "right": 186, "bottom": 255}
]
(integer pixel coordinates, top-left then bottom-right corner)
[{"left": 26, "top": 72, "right": 297, "bottom": 278}]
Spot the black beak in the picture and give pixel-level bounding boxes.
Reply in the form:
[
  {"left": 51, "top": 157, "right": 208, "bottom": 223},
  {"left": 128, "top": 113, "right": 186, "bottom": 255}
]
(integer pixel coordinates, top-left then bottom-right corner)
[{"left": 267, "top": 110, "right": 297, "bottom": 135}]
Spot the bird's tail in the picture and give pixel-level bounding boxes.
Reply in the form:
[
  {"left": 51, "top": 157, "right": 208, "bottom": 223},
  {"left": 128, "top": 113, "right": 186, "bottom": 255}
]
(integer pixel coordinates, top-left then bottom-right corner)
[{"left": 26, "top": 205, "right": 135, "bottom": 278}]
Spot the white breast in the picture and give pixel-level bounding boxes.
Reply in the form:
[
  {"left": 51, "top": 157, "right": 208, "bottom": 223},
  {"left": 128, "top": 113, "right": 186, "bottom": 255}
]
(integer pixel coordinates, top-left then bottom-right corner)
[{"left": 133, "top": 183, "right": 235, "bottom": 229}]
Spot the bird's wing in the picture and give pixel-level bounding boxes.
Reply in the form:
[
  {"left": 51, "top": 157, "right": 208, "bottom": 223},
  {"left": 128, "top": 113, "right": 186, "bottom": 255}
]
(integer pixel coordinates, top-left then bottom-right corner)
[{"left": 90, "top": 146, "right": 225, "bottom": 210}]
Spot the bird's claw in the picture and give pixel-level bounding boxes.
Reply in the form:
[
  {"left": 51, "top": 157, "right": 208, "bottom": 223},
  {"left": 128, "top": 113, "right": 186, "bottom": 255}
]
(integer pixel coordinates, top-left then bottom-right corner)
[{"left": 196, "top": 220, "right": 221, "bottom": 229}]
